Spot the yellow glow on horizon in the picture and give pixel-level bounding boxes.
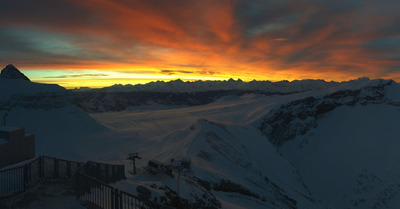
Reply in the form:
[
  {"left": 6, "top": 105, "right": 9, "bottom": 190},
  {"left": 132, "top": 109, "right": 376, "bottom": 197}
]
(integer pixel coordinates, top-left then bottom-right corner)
[
  {"left": 20, "top": 63, "right": 371, "bottom": 89},
  {"left": 23, "top": 65, "right": 274, "bottom": 89}
]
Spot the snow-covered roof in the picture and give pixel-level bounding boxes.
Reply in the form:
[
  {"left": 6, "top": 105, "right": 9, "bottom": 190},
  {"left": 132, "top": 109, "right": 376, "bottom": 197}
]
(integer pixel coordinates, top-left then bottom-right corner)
[
  {"left": 0, "top": 126, "right": 21, "bottom": 132},
  {"left": 148, "top": 159, "right": 163, "bottom": 165}
]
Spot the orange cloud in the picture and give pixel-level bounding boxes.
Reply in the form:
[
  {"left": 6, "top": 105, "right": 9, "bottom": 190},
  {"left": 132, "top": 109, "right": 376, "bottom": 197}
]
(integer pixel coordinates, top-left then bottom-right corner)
[{"left": 1, "top": 0, "right": 399, "bottom": 88}]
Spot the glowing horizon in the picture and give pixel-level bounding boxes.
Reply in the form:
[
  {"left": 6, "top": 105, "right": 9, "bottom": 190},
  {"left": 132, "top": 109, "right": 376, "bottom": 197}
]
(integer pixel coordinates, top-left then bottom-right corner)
[
  {"left": 18, "top": 65, "right": 362, "bottom": 89},
  {"left": 1, "top": 0, "right": 399, "bottom": 88}
]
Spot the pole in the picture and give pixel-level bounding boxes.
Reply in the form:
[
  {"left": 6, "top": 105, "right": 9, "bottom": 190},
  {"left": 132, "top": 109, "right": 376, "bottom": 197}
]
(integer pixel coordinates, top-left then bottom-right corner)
[
  {"left": 177, "top": 169, "right": 180, "bottom": 199},
  {"left": 177, "top": 168, "right": 181, "bottom": 208},
  {"left": 133, "top": 158, "right": 136, "bottom": 175},
  {"left": 127, "top": 152, "right": 141, "bottom": 175}
]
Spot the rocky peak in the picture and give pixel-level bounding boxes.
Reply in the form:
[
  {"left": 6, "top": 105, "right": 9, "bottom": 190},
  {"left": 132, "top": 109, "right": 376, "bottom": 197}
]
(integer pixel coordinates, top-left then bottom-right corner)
[{"left": 0, "top": 64, "right": 31, "bottom": 81}]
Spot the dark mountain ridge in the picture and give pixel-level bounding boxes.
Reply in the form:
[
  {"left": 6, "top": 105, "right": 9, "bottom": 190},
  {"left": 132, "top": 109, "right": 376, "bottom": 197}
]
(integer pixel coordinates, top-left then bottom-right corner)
[{"left": 0, "top": 64, "right": 30, "bottom": 81}]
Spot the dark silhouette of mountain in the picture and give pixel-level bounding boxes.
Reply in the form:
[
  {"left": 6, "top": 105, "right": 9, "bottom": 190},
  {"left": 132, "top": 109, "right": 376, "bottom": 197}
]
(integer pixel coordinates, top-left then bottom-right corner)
[{"left": 0, "top": 64, "right": 31, "bottom": 81}]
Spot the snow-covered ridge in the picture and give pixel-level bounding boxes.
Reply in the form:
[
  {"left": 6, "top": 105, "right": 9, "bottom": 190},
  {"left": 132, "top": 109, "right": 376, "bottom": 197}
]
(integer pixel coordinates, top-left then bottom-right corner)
[
  {"left": 0, "top": 66, "right": 66, "bottom": 99},
  {"left": 133, "top": 118, "right": 324, "bottom": 208},
  {"left": 277, "top": 81, "right": 400, "bottom": 209},
  {"left": 75, "top": 78, "right": 392, "bottom": 113},
  {"left": 259, "top": 79, "right": 393, "bottom": 147},
  {"left": 0, "top": 78, "right": 73, "bottom": 111},
  {"left": 0, "top": 92, "right": 75, "bottom": 111}
]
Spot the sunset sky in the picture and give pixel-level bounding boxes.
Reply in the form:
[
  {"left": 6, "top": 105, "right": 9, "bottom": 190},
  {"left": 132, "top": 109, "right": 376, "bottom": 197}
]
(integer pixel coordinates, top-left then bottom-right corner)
[{"left": 0, "top": 0, "right": 399, "bottom": 88}]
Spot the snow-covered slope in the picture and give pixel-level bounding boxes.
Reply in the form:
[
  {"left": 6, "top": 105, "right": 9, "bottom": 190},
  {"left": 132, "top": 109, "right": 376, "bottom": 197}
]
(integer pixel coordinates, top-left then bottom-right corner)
[
  {"left": 5, "top": 106, "right": 122, "bottom": 160},
  {"left": 0, "top": 78, "right": 65, "bottom": 102},
  {"left": 280, "top": 103, "right": 400, "bottom": 209},
  {"left": 0, "top": 70, "right": 123, "bottom": 160},
  {"left": 180, "top": 119, "right": 322, "bottom": 208},
  {"left": 259, "top": 79, "right": 391, "bottom": 146},
  {"left": 258, "top": 79, "right": 400, "bottom": 208},
  {"left": 112, "top": 119, "right": 326, "bottom": 208}
]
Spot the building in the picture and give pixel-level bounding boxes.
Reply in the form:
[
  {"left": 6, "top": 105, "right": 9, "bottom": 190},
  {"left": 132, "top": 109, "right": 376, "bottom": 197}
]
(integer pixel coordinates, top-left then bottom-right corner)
[
  {"left": 170, "top": 156, "right": 191, "bottom": 169},
  {"left": 0, "top": 127, "right": 35, "bottom": 168},
  {"left": 147, "top": 159, "right": 165, "bottom": 174}
]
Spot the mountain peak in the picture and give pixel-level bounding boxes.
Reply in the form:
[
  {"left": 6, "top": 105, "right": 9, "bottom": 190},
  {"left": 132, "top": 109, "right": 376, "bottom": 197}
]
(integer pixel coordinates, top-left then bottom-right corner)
[{"left": 0, "top": 64, "right": 31, "bottom": 81}]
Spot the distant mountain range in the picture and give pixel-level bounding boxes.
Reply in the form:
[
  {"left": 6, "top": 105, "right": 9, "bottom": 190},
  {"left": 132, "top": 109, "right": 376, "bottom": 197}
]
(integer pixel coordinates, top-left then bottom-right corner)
[{"left": 76, "top": 78, "right": 340, "bottom": 93}]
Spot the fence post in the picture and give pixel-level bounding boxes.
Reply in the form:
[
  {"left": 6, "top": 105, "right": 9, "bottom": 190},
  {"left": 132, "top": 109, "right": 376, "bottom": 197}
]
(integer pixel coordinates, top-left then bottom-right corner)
[
  {"left": 75, "top": 172, "right": 80, "bottom": 198},
  {"left": 96, "top": 163, "right": 101, "bottom": 181},
  {"left": 120, "top": 165, "right": 126, "bottom": 180},
  {"left": 38, "top": 156, "right": 43, "bottom": 179},
  {"left": 112, "top": 166, "right": 116, "bottom": 182},
  {"left": 119, "top": 190, "right": 123, "bottom": 209},
  {"left": 122, "top": 165, "right": 126, "bottom": 179},
  {"left": 111, "top": 187, "right": 115, "bottom": 209},
  {"left": 105, "top": 165, "right": 109, "bottom": 183},
  {"left": 67, "top": 161, "right": 71, "bottom": 178},
  {"left": 23, "top": 164, "right": 29, "bottom": 191},
  {"left": 54, "top": 158, "right": 59, "bottom": 178},
  {"left": 84, "top": 163, "right": 89, "bottom": 177},
  {"left": 114, "top": 188, "right": 120, "bottom": 209}
]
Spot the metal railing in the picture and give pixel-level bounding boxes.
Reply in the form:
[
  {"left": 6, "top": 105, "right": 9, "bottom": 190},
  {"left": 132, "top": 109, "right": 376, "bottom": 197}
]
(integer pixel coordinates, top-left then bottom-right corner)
[
  {"left": 0, "top": 156, "right": 83, "bottom": 199},
  {"left": 76, "top": 162, "right": 170, "bottom": 209},
  {"left": 0, "top": 165, "right": 25, "bottom": 198},
  {"left": 76, "top": 171, "right": 116, "bottom": 209},
  {"left": 1, "top": 156, "right": 172, "bottom": 209}
]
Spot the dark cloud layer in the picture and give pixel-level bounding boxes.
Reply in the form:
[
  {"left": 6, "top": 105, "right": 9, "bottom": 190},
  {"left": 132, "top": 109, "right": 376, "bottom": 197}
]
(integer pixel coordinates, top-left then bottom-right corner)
[{"left": 0, "top": 0, "right": 399, "bottom": 83}]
